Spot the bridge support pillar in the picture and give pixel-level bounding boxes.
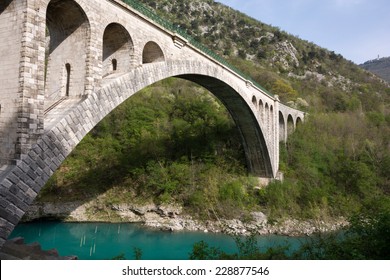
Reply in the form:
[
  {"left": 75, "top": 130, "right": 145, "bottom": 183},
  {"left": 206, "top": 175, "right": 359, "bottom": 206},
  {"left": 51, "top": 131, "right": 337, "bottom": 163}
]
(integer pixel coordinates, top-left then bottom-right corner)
[
  {"left": 0, "top": 0, "right": 45, "bottom": 168},
  {"left": 273, "top": 96, "right": 280, "bottom": 178}
]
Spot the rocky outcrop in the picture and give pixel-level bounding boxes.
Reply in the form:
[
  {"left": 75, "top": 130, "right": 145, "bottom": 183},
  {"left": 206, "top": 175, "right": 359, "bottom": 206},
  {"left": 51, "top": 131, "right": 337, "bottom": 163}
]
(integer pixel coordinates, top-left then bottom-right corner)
[
  {"left": 22, "top": 201, "right": 348, "bottom": 237},
  {"left": 0, "top": 237, "right": 77, "bottom": 260},
  {"left": 272, "top": 40, "right": 300, "bottom": 71}
]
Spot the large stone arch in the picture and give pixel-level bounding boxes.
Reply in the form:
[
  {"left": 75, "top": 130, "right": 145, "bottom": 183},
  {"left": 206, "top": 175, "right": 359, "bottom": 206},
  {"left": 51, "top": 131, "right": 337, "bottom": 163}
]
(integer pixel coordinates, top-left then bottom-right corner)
[
  {"left": 102, "top": 23, "right": 134, "bottom": 77},
  {"left": 0, "top": 61, "right": 274, "bottom": 245},
  {"left": 44, "top": 0, "right": 91, "bottom": 107}
]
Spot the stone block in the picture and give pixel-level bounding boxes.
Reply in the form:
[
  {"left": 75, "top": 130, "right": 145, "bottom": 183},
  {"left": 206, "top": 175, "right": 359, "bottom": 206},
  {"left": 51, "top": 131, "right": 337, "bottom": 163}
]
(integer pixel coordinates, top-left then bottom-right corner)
[{"left": 0, "top": 204, "right": 22, "bottom": 225}]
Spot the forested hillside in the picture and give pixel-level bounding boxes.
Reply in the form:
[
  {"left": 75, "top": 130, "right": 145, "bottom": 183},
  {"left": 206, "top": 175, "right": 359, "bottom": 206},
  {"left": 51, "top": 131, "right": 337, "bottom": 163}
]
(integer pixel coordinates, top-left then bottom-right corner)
[
  {"left": 38, "top": 0, "right": 390, "bottom": 223},
  {"left": 360, "top": 57, "right": 390, "bottom": 83}
]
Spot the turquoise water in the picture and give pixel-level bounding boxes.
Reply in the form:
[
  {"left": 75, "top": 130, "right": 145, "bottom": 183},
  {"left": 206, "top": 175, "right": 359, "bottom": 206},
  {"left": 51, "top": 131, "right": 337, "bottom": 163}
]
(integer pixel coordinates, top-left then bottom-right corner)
[{"left": 9, "top": 222, "right": 307, "bottom": 260}]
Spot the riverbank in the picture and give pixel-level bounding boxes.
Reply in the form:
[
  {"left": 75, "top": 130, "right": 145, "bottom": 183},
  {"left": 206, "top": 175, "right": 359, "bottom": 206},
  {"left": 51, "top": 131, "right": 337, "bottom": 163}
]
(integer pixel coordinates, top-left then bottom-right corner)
[{"left": 22, "top": 201, "right": 348, "bottom": 236}]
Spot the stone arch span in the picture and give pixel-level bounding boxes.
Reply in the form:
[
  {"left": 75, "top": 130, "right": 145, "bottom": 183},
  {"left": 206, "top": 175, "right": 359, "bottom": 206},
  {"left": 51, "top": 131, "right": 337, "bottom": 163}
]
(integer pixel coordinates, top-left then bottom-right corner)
[{"left": 0, "top": 60, "right": 274, "bottom": 244}]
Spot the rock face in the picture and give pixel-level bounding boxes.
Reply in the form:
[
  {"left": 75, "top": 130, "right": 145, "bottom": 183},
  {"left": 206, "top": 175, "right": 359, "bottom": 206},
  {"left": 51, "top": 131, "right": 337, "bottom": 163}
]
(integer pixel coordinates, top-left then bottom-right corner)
[
  {"left": 0, "top": 237, "right": 77, "bottom": 260},
  {"left": 272, "top": 40, "right": 300, "bottom": 70},
  {"left": 22, "top": 202, "right": 348, "bottom": 237}
]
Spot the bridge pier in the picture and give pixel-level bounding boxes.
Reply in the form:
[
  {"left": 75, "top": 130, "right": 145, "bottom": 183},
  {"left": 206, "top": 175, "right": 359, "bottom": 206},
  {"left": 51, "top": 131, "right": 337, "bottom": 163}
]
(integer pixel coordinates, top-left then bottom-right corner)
[{"left": 0, "top": 0, "right": 46, "bottom": 168}]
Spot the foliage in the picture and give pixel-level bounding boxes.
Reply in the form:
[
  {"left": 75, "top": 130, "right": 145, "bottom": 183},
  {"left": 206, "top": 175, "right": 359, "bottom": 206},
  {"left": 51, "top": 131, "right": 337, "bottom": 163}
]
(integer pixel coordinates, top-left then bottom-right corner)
[
  {"left": 295, "top": 210, "right": 390, "bottom": 260},
  {"left": 271, "top": 79, "right": 298, "bottom": 102},
  {"left": 262, "top": 111, "right": 390, "bottom": 219},
  {"left": 190, "top": 210, "right": 390, "bottom": 260},
  {"left": 189, "top": 235, "right": 290, "bottom": 260},
  {"left": 133, "top": 247, "right": 143, "bottom": 260},
  {"left": 111, "top": 247, "right": 143, "bottom": 260},
  {"left": 111, "top": 253, "right": 126, "bottom": 260}
]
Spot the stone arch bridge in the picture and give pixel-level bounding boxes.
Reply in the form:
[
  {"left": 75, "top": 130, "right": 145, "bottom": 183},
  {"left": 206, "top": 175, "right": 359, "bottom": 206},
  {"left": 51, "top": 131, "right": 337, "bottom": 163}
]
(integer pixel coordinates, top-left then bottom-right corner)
[{"left": 0, "top": 0, "right": 304, "bottom": 246}]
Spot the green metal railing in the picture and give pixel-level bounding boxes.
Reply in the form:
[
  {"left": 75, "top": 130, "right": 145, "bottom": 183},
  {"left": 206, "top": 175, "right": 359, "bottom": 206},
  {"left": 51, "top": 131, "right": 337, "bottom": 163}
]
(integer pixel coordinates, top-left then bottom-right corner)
[{"left": 121, "top": 0, "right": 273, "bottom": 97}]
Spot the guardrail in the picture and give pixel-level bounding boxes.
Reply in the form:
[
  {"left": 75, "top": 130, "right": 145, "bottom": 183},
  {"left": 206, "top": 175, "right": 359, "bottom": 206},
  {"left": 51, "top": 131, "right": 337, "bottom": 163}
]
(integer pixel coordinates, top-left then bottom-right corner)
[{"left": 121, "top": 0, "right": 273, "bottom": 97}]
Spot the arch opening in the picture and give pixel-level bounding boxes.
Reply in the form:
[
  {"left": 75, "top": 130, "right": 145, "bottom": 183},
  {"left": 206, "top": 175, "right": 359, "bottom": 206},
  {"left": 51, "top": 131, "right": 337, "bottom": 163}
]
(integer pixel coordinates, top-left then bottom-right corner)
[
  {"left": 103, "top": 23, "right": 134, "bottom": 77},
  {"left": 142, "top": 41, "right": 165, "bottom": 64},
  {"left": 177, "top": 74, "right": 273, "bottom": 177},
  {"left": 287, "top": 114, "right": 294, "bottom": 136},
  {"left": 44, "top": 0, "right": 90, "bottom": 105},
  {"left": 259, "top": 100, "right": 264, "bottom": 121},
  {"left": 252, "top": 96, "right": 257, "bottom": 108},
  {"left": 296, "top": 117, "right": 302, "bottom": 127},
  {"left": 279, "top": 111, "right": 286, "bottom": 142},
  {"left": 264, "top": 103, "right": 269, "bottom": 133}
]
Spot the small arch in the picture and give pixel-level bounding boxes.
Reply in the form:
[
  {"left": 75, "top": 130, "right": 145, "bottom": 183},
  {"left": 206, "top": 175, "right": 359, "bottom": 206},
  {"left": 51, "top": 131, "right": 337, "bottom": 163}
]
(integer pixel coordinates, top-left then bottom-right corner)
[
  {"left": 252, "top": 96, "right": 257, "bottom": 108},
  {"left": 296, "top": 117, "right": 302, "bottom": 127},
  {"left": 264, "top": 103, "right": 270, "bottom": 136},
  {"left": 142, "top": 41, "right": 165, "bottom": 64},
  {"left": 45, "top": 0, "right": 90, "bottom": 101},
  {"left": 103, "top": 23, "right": 134, "bottom": 77},
  {"left": 287, "top": 114, "right": 294, "bottom": 136},
  {"left": 279, "top": 111, "right": 286, "bottom": 142},
  {"left": 269, "top": 105, "right": 274, "bottom": 137},
  {"left": 259, "top": 100, "right": 264, "bottom": 121}
]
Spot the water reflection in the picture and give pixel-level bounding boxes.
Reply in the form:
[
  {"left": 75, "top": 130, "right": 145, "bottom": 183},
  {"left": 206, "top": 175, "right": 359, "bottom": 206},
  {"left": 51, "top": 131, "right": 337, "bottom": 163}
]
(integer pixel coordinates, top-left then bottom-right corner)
[{"left": 9, "top": 222, "right": 307, "bottom": 260}]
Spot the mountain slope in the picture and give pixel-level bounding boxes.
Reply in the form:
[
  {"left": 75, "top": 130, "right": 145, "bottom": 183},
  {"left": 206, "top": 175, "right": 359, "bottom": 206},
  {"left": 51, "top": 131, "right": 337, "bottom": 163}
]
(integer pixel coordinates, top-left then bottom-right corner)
[
  {"left": 360, "top": 57, "right": 390, "bottom": 83},
  {"left": 137, "top": 0, "right": 389, "bottom": 111}
]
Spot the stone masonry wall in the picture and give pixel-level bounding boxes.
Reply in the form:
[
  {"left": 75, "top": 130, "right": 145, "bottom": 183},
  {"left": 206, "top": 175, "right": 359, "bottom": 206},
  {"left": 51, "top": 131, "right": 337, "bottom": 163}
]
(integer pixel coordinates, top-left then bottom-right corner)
[{"left": 0, "top": 0, "right": 24, "bottom": 166}]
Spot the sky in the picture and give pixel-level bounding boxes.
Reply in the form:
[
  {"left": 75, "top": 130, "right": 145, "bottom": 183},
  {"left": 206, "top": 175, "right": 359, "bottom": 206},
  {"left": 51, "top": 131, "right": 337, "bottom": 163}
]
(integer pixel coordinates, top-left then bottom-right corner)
[{"left": 217, "top": 0, "right": 390, "bottom": 64}]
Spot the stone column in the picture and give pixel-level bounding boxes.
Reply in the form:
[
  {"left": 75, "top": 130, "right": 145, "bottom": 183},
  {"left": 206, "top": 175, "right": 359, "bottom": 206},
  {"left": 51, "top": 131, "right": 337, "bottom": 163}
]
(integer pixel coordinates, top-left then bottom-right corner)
[
  {"left": 16, "top": 1, "right": 46, "bottom": 161},
  {"left": 274, "top": 96, "right": 280, "bottom": 178}
]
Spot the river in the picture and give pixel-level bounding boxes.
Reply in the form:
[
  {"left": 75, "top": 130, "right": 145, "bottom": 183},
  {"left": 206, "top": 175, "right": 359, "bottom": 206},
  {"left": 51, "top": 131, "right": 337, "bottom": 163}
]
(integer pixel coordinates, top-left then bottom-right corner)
[{"left": 8, "top": 221, "right": 309, "bottom": 260}]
